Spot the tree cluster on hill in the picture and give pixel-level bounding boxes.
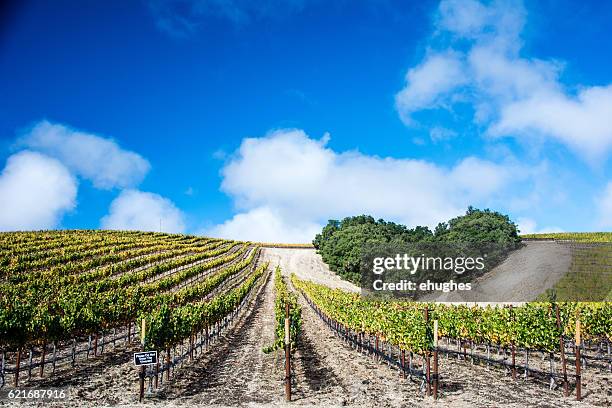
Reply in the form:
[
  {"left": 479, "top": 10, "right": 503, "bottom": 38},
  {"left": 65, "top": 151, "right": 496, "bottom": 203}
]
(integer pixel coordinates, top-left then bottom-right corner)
[{"left": 312, "top": 207, "right": 521, "bottom": 284}]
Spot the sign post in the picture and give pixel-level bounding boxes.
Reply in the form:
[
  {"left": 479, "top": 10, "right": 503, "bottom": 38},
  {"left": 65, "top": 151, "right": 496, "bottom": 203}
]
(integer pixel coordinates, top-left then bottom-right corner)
[
  {"left": 134, "top": 351, "right": 158, "bottom": 366},
  {"left": 136, "top": 319, "right": 150, "bottom": 403}
]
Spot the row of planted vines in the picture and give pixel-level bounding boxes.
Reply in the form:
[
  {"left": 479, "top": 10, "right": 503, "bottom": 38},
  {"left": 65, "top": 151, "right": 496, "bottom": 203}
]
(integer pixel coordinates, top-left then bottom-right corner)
[
  {"left": 264, "top": 266, "right": 302, "bottom": 353},
  {"left": 0, "top": 230, "right": 267, "bottom": 388},
  {"left": 521, "top": 232, "right": 612, "bottom": 242},
  {"left": 264, "top": 266, "right": 302, "bottom": 401},
  {"left": 136, "top": 261, "right": 270, "bottom": 398},
  {"left": 292, "top": 275, "right": 611, "bottom": 399}
]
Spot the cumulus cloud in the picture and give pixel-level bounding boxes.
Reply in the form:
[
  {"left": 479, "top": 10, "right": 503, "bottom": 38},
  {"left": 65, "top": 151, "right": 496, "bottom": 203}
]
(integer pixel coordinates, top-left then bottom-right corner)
[
  {"left": 517, "top": 217, "right": 563, "bottom": 235},
  {"left": 596, "top": 182, "right": 612, "bottom": 229},
  {"left": 208, "top": 129, "right": 530, "bottom": 242},
  {"left": 491, "top": 86, "right": 612, "bottom": 162},
  {"left": 395, "top": 51, "right": 466, "bottom": 124},
  {"left": 101, "top": 190, "right": 186, "bottom": 233},
  {"left": 396, "top": 0, "right": 612, "bottom": 163},
  {"left": 0, "top": 151, "right": 77, "bottom": 231},
  {"left": 208, "top": 206, "right": 321, "bottom": 243},
  {"left": 429, "top": 126, "right": 458, "bottom": 142},
  {"left": 20, "top": 120, "right": 150, "bottom": 189}
]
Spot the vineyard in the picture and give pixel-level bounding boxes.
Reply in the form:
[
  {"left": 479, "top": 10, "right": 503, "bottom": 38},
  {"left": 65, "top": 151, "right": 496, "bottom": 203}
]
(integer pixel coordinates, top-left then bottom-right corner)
[
  {"left": 293, "top": 274, "right": 611, "bottom": 401},
  {"left": 0, "top": 231, "right": 610, "bottom": 407},
  {"left": 0, "top": 230, "right": 270, "bottom": 395},
  {"left": 521, "top": 232, "right": 612, "bottom": 242}
]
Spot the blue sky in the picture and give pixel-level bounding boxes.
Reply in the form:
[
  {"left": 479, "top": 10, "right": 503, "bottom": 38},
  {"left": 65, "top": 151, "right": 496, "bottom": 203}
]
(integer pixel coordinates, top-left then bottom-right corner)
[{"left": 0, "top": 0, "right": 611, "bottom": 241}]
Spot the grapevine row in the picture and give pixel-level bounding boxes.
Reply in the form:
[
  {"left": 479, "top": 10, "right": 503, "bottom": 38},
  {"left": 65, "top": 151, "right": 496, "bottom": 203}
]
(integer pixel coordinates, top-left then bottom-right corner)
[
  {"left": 292, "top": 276, "right": 611, "bottom": 355},
  {"left": 264, "top": 266, "right": 302, "bottom": 353},
  {"left": 0, "top": 239, "right": 257, "bottom": 349},
  {"left": 143, "top": 261, "right": 269, "bottom": 350}
]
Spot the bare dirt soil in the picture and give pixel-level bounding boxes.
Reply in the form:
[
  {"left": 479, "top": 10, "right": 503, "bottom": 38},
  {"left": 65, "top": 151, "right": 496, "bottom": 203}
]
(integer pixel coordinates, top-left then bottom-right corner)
[
  {"left": 421, "top": 241, "right": 573, "bottom": 303},
  {"left": 462, "top": 240, "right": 572, "bottom": 302},
  {"left": 260, "top": 248, "right": 359, "bottom": 293}
]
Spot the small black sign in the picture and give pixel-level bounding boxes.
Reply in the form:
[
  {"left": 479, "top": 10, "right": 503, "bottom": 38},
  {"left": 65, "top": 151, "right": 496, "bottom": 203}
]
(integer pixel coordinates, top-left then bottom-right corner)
[{"left": 134, "top": 351, "right": 158, "bottom": 366}]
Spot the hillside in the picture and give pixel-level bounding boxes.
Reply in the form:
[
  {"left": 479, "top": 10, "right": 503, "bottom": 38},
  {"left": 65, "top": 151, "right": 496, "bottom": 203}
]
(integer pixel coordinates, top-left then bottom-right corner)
[{"left": 0, "top": 230, "right": 609, "bottom": 407}]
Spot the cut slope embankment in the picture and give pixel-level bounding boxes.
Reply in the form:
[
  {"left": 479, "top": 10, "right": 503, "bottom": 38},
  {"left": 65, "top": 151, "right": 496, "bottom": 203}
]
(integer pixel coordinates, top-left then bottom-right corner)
[{"left": 427, "top": 240, "right": 573, "bottom": 302}]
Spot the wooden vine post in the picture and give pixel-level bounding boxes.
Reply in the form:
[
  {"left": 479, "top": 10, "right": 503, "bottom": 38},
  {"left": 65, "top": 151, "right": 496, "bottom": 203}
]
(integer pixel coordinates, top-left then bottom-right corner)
[
  {"left": 166, "top": 348, "right": 171, "bottom": 381},
  {"left": 555, "top": 304, "right": 569, "bottom": 397},
  {"left": 424, "top": 307, "right": 431, "bottom": 397},
  {"left": 433, "top": 320, "right": 439, "bottom": 400},
  {"left": 139, "top": 318, "right": 146, "bottom": 403},
  {"left": 14, "top": 348, "right": 21, "bottom": 387},
  {"left": 40, "top": 342, "right": 46, "bottom": 377},
  {"left": 284, "top": 302, "right": 292, "bottom": 402},
  {"left": 575, "top": 318, "right": 582, "bottom": 401}
]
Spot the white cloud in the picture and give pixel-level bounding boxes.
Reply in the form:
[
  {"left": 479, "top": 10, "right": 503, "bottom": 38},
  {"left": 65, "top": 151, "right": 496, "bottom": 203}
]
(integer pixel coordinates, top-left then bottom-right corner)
[
  {"left": 20, "top": 120, "right": 150, "bottom": 189},
  {"left": 395, "top": 51, "right": 466, "bottom": 124},
  {"left": 101, "top": 189, "right": 186, "bottom": 233},
  {"left": 449, "top": 156, "right": 516, "bottom": 199},
  {"left": 437, "top": 0, "right": 525, "bottom": 50},
  {"left": 517, "top": 217, "right": 563, "bottom": 235},
  {"left": 396, "top": 0, "right": 612, "bottom": 163},
  {"left": 596, "top": 182, "right": 612, "bottom": 229},
  {"left": 209, "top": 129, "right": 529, "bottom": 242},
  {"left": 491, "top": 86, "right": 612, "bottom": 162},
  {"left": 429, "top": 126, "right": 458, "bottom": 142},
  {"left": 208, "top": 206, "right": 321, "bottom": 243},
  {"left": 0, "top": 151, "right": 77, "bottom": 231}
]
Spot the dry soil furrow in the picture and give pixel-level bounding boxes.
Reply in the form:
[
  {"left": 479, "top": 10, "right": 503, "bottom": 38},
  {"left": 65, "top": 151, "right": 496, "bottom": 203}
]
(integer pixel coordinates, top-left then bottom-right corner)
[{"left": 152, "top": 267, "right": 279, "bottom": 406}]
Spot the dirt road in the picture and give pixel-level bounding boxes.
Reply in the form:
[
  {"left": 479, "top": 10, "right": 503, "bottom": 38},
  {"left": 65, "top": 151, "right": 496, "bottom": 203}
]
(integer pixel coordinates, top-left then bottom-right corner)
[{"left": 259, "top": 242, "right": 574, "bottom": 302}]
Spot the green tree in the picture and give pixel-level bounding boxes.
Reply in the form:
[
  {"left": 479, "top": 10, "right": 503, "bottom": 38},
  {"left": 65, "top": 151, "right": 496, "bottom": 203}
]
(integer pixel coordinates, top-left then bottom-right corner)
[
  {"left": 313, "top": 208, "right": 520, "bottom": 284},
  {"left": 434, "top": 206, "right": 521, "bottom": 244}
]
